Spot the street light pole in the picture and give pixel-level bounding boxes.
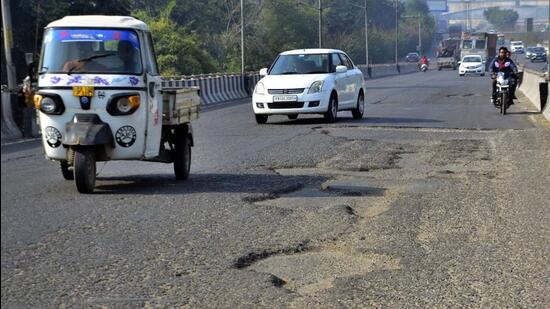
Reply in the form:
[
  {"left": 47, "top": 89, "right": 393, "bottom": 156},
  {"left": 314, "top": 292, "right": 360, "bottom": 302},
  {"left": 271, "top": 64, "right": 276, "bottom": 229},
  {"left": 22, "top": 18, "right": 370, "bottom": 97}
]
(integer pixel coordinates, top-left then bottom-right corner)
[
  {"left": 365, "top": 0, "right": 369, "bottom": 65},
  {"left": 240, "top": 0, "right": 244, "bottom": 75},
  {"left": 418, "top": 19, "right": 422, "bottom": 56},
  {"left": 395, "top": 0, "right": 398, "bottom": 65},
  {"left": 319, "top": 0, "right": 322, "bottom": 48},
  {"left": 1, "top": 0, "right": 16, "bottom": 91}
]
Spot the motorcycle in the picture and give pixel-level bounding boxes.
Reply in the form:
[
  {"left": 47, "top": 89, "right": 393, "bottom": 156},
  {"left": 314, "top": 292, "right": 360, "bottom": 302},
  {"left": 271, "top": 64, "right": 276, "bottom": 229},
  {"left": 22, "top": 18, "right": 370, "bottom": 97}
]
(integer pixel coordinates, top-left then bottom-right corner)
[
  {"left": 421, "top": 63, "right": 428, "bottom": 72},
  {"left": 493, "top": 72, "right": 512, "bottom": 115}
]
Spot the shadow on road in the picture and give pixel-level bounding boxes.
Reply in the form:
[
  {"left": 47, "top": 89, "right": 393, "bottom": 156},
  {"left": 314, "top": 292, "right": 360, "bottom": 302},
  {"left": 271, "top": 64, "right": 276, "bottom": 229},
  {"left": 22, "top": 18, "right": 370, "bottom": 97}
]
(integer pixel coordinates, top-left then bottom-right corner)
[{"left": 94, "top": 172, "right": 330, "bottom": 196}]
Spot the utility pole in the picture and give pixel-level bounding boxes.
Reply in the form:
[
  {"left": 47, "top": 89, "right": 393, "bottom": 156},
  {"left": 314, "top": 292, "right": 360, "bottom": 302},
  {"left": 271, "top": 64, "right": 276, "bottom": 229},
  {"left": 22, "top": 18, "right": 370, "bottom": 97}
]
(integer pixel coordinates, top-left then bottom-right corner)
[
  {"left": 240, "top": 0, "right": 244, "bottom": 75},
  {"left": 2, "top": 0, "right": 16, "bottom": 91},
  {"left": 318, "top": 0, "right": 322, "bottom": 48},
  {"left": 364, "top": 0, "right": 369, "bottom": 65},
  {"left": 395, "top": 0, "right": 398, "bottom": 65},
  {"left": 403, "top": 15, "right": 422, "bottom": 56}
]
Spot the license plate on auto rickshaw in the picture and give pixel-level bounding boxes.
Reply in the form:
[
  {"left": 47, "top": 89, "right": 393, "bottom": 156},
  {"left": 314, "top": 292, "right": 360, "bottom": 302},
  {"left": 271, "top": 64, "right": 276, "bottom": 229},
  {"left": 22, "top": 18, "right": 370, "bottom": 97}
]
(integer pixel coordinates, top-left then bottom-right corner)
[{"left": 72, "top": 86, "right": 94, "bottom": 97}]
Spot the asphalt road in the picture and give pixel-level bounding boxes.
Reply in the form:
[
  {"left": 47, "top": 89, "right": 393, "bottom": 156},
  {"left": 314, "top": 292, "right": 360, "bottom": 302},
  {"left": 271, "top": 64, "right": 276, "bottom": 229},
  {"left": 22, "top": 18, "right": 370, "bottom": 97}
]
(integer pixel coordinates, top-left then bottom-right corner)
[{"left": 2, "top": 69, "right": 549, "bottom": 307}]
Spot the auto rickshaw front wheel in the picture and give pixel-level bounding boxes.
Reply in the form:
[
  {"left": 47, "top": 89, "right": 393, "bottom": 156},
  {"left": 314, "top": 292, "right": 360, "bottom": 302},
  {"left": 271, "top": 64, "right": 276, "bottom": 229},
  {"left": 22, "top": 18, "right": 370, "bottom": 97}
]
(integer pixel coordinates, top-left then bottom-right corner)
[
  {"left": 73, "top": 147, "right": 96, "bottom": 193},
  {"left": 173, "top": 134, "right": 191, "bottom": 180}
]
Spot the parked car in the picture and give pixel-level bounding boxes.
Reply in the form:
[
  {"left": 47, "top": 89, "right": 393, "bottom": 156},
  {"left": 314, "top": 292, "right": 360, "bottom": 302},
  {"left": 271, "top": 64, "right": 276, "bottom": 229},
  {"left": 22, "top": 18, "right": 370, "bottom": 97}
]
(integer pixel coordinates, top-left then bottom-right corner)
[
  {"left": 252, "top": 49, "right": 366, "bottom": 124},
  {"left": 525, "top": 47, "right": 535, "bottom": 59},
  {"left": 530, "top": 47, "right": 547, "bottom": 62},
  {"left": 458, "top": 55, "right": 485, "bottom": 77},
  {"left": 510, "top": 41, "right": 524, "bottom": 53},
  {"left": 406, "top": 52, "right": 420, "bottom": 62}
]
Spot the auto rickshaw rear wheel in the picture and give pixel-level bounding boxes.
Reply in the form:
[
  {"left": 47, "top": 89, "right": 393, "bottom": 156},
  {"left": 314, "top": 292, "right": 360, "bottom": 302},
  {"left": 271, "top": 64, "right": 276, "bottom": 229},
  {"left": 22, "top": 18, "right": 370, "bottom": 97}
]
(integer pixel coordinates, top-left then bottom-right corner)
[
  {"left": 74, "top": 148, "right": 96, "bottom": 193},
  {"left": 60, "top": 161, "right": 74, "bottom": 180},
  {"left": 174, "top": 135, "right": 191, "bottom": 180}
]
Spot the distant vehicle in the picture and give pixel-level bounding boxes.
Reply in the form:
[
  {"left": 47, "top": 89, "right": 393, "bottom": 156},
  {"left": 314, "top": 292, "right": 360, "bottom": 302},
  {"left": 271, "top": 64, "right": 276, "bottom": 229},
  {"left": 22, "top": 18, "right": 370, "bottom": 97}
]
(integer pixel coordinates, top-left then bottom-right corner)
[
  {"left": 459, "top": 55, "right": 485, "bottom": 77},
  {"left": 487, "top": 29, "right": 497, "bottom": 34},
  {"left": 530, "top": 47, "right": 547, "bottom": 62},
  {"left": 510, "top": 41, "right": 525, "bottom": 53},
  {"left": 525, "top": 47, "right": 535, "bottom": 59},
  {"left": 436, "top": 38, "right": 460, "bottom": 70},
  {"left": 406, "top": 52, "right": 420, "bottom": 62},
  {"left": 460, "top": 32, "right": 497, "bottom": 70},
  {"left": 252, "top": 49, "right": 366, "bottom": 124}
]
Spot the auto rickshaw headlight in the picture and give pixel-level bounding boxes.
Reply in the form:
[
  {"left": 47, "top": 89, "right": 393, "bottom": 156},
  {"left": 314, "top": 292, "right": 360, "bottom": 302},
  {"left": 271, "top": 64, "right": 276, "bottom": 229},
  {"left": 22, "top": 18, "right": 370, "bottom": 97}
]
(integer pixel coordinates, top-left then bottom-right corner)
[
  {"left": 107, "top": 94, "right": 140, "bottom": 116},
  {"left": 116, "top": 97, "right": 133, "bottom": 113},
  {"left": 35, "top": 92, "right": 65, "bottom": 115},
  {"left": 41, "top": 97, "right": 57, "bottom": 113}
]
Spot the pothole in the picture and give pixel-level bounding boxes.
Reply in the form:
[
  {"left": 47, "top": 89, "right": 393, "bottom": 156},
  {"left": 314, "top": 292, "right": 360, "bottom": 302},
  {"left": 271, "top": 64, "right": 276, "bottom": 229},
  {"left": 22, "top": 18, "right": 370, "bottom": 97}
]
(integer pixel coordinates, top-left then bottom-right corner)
[{"left": 248, "top": 250, "right": 400, "bottom": 295}]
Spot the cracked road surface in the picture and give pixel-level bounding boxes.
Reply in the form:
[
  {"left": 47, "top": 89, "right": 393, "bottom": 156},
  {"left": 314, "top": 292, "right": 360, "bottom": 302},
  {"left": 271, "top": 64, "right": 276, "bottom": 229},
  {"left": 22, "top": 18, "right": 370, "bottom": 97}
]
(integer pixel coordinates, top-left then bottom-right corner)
[{"left": 2, "top": 70, "right": 549, "bottom": 307}]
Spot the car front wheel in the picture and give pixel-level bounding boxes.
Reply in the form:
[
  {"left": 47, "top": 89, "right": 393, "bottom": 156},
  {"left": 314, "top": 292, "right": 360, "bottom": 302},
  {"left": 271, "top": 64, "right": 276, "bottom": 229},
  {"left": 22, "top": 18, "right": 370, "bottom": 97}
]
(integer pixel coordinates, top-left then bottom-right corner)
[
  {"left": 352, "top": 92, "right": 364, "bottom": 119},
  {"left": 255, "top": 114, "right": 268, "bottom": 124},
  {"left": 324, "top": 95, "right": 338, "bottom": 123}
]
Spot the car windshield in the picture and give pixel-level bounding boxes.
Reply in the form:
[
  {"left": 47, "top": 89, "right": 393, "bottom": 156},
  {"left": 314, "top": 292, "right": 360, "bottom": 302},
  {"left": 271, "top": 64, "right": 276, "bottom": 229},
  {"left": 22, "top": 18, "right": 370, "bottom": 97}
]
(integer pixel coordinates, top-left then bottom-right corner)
[
  {"left": 270, "top": 54, "right": 330, "bottom": 75},
  {"left": 39, "top": 28, "right": 142, "bottom": 75},
  {"left": 533, "top": 47, "right": 545, "bottom": 52},
  {"left": 463, "top": 57, "right": 481, "bottom": 63}
]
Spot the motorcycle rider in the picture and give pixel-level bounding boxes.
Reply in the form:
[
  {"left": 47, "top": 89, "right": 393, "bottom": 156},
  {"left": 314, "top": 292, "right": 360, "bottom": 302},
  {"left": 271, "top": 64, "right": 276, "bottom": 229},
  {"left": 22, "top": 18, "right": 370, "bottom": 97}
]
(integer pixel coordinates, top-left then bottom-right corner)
[
  {"left": 491, "top": 47, "right": 516, "bottom": 106},
  {"left": 421, "top": 55, "right": 428, "bottom": 66}
]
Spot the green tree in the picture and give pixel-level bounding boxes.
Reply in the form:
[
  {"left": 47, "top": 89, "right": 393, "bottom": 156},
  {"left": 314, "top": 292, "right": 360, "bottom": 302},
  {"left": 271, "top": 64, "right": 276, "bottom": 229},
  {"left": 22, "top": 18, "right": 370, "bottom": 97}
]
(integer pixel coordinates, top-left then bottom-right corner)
[
  {"left": 133, "top": 2, "right": 218, "bottom": 76},
  {"left": 483, "top": 7, "right": 519, "bottom": 31}
]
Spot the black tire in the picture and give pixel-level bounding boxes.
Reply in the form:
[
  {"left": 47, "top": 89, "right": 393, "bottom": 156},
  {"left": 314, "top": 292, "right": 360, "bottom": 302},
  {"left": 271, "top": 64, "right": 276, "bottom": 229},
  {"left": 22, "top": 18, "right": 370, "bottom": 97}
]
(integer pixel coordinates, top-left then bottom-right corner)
[
  {"left": 324, "top": 94, "right": 338, "bottom": 123},
  {"left": 60, "top": 161, "right": 73, "bottom": 180},
  {"left": 255, "top": 114, "right": 268, "bottom": 124},
  {"left": 502, "top": 92, "right": 510, "bottom": 115},
  {"left": 480, "top": 73, "right": 485, "bottom": 77},
  {"left": 74, "top": 148, "right": 96, "bottom": 194},
  {"left": 287, "top": 114, "right": 298, "bottom": 120},
  {"left": 438, "top": 66, "right": 442, "bottom": 71},
  {"left": 174, "top": 134, "right": 191, "bottom": 180},
  {"left": 351, "top": 92, "right": 364, "bottom": 120}
]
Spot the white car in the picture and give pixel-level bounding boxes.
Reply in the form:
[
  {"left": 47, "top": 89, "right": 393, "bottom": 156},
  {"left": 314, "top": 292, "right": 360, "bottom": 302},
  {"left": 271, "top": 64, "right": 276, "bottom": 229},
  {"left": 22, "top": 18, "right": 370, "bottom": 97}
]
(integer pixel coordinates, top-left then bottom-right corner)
[
  {"left": 252, "top": 49, "right": 365, "bottom": 124},
  {"left": 458, "top": 55, "right": 485, "bottom": 76},
  {"left": 510, "top": 41, "right": 524, "bottom": 53}
]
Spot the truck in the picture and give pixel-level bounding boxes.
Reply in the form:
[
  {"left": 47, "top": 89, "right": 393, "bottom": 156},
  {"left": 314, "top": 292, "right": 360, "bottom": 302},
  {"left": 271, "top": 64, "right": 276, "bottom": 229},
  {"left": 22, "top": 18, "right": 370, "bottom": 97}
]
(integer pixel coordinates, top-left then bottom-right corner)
[
  {"left": 436, "top": 38, "right": 461, "bottom": 70},
  {"left": 459, "top": 32, "right": 497, "bottom": 71}
]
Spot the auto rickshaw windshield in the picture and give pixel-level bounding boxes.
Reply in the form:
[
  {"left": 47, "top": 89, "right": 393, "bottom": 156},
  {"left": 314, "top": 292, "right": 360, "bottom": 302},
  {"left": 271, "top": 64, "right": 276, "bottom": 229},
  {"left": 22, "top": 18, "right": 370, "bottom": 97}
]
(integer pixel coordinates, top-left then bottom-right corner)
[{"left": 39, "top": 28, "right": 143, "bottom": 75}]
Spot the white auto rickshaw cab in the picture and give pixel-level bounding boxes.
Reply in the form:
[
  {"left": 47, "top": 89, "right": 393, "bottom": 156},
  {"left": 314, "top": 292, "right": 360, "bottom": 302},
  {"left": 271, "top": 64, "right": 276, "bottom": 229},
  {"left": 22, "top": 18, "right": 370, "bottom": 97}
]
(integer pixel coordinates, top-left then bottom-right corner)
[{"left": 35, "top": 16, "right": 199, "bottom": 193}]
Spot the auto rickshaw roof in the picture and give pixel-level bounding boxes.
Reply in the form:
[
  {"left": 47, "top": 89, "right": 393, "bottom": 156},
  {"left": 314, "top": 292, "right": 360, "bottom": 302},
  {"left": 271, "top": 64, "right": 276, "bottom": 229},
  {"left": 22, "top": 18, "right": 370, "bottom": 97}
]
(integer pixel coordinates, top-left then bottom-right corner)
[{"left": 46, "top": 16, "right": 149, "bottom": 31}]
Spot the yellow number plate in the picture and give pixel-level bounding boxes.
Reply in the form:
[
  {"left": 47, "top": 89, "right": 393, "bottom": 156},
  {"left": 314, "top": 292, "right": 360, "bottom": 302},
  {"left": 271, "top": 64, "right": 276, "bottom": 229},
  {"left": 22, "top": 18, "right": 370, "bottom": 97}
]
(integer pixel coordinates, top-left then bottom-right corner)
[{"left": 72, "top": 86, "right": 94, "bottom": 97}]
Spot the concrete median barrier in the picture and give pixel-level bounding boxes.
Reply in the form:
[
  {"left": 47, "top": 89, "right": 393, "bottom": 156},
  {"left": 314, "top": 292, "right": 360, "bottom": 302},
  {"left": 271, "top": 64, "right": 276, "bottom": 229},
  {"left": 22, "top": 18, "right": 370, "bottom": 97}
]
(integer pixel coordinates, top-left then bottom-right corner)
[
  {"left": 1, "top": 91, "right": 23, "bottom": 142},
  {"left": 162, "top": 73, "right": 260, "bottom": 106},
  {"left": 518, "top": 67, "right": 549, "bottom": 121}
]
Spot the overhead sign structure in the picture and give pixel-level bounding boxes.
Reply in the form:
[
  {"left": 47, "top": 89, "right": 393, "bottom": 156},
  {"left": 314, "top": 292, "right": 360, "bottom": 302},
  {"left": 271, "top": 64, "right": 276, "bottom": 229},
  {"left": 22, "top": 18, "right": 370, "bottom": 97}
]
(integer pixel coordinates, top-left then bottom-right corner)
[{"left": 427, "top": 0, "right": 448, "bottom": 12}]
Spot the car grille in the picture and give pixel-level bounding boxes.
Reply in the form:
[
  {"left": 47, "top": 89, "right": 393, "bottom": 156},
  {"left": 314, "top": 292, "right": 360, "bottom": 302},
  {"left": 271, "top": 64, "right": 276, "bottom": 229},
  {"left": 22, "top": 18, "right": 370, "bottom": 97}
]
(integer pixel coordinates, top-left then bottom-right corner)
[
  {"left": 267, "top": 102, "right": 304, "bottom": 109},
  {"left": 268, "top": 88, "right": 305, "bottom": 95}
]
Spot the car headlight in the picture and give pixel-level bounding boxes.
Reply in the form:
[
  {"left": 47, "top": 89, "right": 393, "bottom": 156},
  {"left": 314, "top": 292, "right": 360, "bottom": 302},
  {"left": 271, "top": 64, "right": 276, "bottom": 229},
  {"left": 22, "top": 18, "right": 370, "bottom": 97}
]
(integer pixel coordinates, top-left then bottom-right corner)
[
  {"left": 308, "top": 80, "right": 324, "bottom": 94},
  {"left": 255, "top": 82, "right": 265, "bottom": 95},
  {"left": 107, "top": 94, "right": 140, "bottom": 115}
]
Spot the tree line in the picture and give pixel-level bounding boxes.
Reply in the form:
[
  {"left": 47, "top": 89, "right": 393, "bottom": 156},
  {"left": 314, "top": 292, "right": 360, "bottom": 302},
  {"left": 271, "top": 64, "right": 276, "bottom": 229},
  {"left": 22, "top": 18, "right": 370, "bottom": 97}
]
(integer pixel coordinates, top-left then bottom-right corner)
[{"left": 3, "top": 0, "right": 435, "bottom": 79}]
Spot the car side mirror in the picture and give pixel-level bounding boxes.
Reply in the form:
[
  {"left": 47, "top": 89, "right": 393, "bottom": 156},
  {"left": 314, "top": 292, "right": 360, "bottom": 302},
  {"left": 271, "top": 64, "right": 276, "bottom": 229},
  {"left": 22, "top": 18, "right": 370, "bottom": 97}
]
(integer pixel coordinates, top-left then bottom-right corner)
[
  {"left": 259, "top": 68, "right": 268, "bottom": 76},
  {"left": 336, "top": 65, "right": 347, "bottom": 73},
  {"left": 458, "top": 61, "right": 461, "bottom": 64}
]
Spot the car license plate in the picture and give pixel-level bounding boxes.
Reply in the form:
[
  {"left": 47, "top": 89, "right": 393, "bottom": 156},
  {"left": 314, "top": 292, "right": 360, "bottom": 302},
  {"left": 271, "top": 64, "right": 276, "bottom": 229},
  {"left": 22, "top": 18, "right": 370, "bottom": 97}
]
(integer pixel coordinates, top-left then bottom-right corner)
[
  {"left": 72, "top": 86, "right": 94, "bottom": 97},
  {"left": 273, "top": 95, "right": 297, "bottom": 102}
]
